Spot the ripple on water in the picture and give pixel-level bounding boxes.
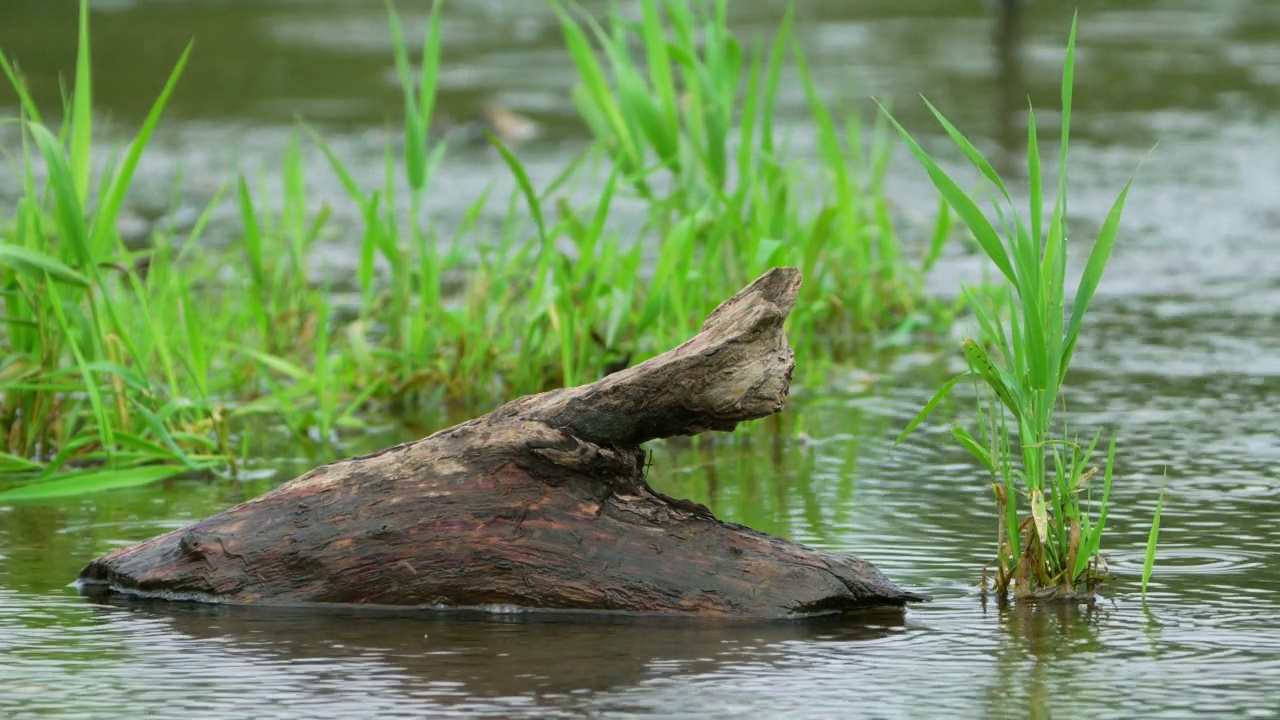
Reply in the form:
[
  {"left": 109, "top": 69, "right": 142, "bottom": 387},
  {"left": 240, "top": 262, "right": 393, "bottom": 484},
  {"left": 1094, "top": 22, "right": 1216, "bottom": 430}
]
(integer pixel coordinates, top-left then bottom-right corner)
[{"left": 1116, "top": 544, "right": 1265, "bottom": 571}]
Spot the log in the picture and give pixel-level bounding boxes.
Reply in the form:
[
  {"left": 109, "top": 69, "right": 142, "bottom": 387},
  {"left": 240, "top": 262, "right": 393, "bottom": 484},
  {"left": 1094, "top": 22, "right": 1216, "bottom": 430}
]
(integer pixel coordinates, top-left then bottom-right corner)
[{"left": 78, "top": 268, "right": 926, "bottom": 618}]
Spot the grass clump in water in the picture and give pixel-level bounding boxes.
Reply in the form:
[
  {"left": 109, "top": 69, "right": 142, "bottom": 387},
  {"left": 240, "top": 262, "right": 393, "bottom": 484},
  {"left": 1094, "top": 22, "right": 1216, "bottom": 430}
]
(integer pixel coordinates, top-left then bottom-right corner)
[{"left": 886, "top": 15, "right": 1145, "bottom": 601}]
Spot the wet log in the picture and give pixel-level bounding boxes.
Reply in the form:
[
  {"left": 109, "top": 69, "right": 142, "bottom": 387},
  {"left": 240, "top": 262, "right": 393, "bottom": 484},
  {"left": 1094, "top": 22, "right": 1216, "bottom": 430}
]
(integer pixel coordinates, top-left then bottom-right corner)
[{"left": 78, "top": 268, "right": 925, "bottom": 618}]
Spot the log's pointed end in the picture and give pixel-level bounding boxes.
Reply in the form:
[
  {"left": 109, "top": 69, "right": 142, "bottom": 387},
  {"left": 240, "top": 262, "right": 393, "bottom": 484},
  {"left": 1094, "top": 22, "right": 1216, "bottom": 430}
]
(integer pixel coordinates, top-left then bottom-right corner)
[
  {"left": 883, "top": 585, "right": 931, "bottom": 605},
  {"left": 742, "top": 266, "right": 803, "bottom": 308},
  {"left": 792, "top": 553, "right": 931, "bottom": 616},
  {"left": 701, "top": 267, "right": 803, "bottom": 334},
  {"left": 901, "top": 588, "right": 932, "bottom": 603},
  {"left": 534, "top": 267, "right": 804, "bottom": 447}
]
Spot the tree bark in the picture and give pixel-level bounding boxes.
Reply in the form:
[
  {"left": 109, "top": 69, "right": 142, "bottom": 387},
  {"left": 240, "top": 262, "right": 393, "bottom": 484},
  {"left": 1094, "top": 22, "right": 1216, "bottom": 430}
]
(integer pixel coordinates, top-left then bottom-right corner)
[{"left": 79, "top": 268, "right": 925, "bottom": 618}]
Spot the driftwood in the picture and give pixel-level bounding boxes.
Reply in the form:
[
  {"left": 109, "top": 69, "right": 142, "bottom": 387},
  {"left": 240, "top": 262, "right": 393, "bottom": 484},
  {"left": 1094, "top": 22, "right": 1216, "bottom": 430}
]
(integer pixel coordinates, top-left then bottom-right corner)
[{"left": 79, "top": 268, "right": 925, "bottom": 618}]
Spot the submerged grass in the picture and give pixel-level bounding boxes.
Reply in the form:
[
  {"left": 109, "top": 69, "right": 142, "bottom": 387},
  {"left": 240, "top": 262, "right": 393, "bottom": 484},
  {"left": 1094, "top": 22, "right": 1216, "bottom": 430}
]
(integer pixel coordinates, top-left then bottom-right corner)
[
  {"left": 0, "top": 0, "right": 951, "bottom": 494},
  {"left": 888, "top": 14, "right": 1158, "bottom": 601}
]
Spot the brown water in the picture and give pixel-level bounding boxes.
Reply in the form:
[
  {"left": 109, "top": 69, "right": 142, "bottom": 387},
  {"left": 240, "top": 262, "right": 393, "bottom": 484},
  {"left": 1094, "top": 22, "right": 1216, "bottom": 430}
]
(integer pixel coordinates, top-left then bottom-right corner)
[{"left": 3, "top": 0, "right": 1280, "bottom": 717}]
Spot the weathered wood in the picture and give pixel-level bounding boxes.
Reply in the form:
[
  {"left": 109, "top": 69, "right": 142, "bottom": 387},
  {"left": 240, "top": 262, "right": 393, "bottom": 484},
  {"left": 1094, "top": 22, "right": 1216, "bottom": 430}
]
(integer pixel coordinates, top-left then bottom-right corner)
[{"left": 79, "top": 268, "right": 925, "bottom": 618}]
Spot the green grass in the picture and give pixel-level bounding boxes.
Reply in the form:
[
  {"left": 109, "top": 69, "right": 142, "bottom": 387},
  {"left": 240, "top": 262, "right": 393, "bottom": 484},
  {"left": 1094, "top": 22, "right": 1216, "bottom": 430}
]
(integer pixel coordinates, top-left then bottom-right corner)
[
  {"left": 1142, "top": 477, "right": 1166, "bottom": 600},
  {"left": 888, "top": 14, "right": 1157, "bottom": 601},
  {"left": 0, "top": 4, "right": 223, "bottom": 489},
  {"left": 554, "top": 0, "right": 953, "bottom": 351},
  {"left": 0, "top": 0, "right": 950, "bottom": 496}
]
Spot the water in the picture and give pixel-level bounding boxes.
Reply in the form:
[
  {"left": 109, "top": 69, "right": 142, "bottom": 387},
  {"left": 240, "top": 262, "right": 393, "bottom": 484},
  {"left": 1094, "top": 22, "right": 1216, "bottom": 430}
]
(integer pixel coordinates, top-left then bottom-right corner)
[{"left": 3, "top": 0, "right": 1280, "bottom": 717}]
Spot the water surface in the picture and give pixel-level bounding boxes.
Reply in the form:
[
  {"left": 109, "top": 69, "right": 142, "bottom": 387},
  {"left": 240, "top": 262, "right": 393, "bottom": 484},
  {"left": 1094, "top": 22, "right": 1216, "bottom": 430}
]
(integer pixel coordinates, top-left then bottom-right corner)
[{"left": 3, "top": 0, "right": 1280, "bottom": 717}]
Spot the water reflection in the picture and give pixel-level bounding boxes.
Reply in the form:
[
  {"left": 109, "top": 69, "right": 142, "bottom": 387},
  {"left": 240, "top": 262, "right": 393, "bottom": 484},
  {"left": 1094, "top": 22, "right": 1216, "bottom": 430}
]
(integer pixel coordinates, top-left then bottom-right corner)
[
  {"left": 82, "top": 597, "right": 909, "bottom": 703},
  {"left": 980, "top": 600, "right": 1102, "bottom": 719}
]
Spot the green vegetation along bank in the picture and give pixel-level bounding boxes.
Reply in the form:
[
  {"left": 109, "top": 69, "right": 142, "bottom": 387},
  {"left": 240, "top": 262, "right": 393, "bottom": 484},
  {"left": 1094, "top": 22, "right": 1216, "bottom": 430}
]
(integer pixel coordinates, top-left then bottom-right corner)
[{"left": 0, "top": 0, "right": 956, "bottom": 493}]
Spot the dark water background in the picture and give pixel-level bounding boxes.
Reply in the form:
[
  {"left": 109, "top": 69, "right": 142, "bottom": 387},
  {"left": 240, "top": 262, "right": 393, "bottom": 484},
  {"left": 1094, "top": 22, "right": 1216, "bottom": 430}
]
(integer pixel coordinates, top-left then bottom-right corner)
[{"left": 3, "top": 1, "right": 1280, "bottom": 717}]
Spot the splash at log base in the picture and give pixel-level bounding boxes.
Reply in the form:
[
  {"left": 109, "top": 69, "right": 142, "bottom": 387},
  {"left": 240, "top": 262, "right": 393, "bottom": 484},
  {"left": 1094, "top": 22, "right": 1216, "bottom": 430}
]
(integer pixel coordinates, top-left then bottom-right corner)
[{"left": 78, "top": 268, "right": 925, "bottom": 618}]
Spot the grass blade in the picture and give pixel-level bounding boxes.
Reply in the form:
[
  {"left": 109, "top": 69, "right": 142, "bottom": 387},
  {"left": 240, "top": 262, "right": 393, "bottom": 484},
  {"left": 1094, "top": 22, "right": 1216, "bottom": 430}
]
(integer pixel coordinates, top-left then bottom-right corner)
[
  {"left": 922, "top": 96, "right": 1011, "bottom": 203},
  {"left": 0, "top": 46, "right": 44, "bottom": 125},
  {"left": 487, "top": 132, "right": 549, "bottom": 250},
  {"left": 961, "top": 338, "right": 1022, "bottom": 424},
  {"left": 1141, "top": 477, "right": 1166, "bottom": 599},
  {"left": 1063, "top": 178, "right": 1132, "bottom": 373},
  {"left": 877, "top": 101, "right": 1017, "bottom": 285},
  {"left": 952, "top": 425, "right": 995, "bottom": 475},
  {"left": 895, "top": 371, "right": 972, "bottom": 444},
  {"left": 91, "top": 42, "right": 194, "bottom": 256},
  {"left": 28, "top": 124, "right": 93, "bottom": 267},
  {"left": 70, "top": 0, "right": 93, "bottom": 205},
  {"left": 0, "top": 465, "right": 188, "bottom": 501},
  {"left": 0, "top": 245, "right": 90, "bottom": 287}
]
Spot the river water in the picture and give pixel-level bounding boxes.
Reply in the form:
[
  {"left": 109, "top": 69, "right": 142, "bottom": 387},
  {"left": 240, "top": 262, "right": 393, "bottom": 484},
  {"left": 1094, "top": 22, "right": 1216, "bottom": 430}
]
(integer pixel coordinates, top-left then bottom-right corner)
[{"left": 3, "top": 1, "right": 1280, "bottom": 718}]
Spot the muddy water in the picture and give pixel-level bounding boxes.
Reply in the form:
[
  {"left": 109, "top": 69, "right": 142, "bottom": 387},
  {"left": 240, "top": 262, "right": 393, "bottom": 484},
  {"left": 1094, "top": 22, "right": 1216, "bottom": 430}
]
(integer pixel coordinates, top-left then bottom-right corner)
[{"left": 3, "top": 0, "right": 1280, "bottom": 717}]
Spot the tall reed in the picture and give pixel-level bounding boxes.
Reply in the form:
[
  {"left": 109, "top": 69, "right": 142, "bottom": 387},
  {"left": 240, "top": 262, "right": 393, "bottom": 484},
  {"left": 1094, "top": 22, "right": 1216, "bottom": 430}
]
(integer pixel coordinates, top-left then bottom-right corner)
[{"left": 887, "top": 15, "right": 1143, "bottom": 600}]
